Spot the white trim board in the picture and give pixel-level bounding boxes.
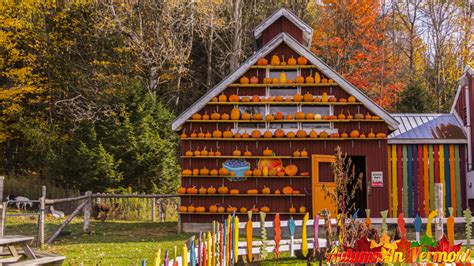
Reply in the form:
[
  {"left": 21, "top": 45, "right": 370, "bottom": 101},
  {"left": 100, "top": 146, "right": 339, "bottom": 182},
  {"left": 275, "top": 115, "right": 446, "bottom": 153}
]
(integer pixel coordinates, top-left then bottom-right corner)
[{"left": 172, "top": 33, "right": 399, "bottom": 131}]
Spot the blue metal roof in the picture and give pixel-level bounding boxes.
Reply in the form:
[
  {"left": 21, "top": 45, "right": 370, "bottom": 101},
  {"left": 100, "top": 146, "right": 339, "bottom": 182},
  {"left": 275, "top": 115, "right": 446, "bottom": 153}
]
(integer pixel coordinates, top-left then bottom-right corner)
[{"left": 388, "top": 113, "right": 467, "bottom": 144}]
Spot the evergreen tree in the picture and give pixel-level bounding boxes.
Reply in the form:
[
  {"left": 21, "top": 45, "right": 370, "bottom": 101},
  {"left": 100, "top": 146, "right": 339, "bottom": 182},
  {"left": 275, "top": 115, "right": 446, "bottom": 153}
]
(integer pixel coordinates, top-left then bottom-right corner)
[{"left": 396, "top": 81, "right": 430, "bottom": 113}]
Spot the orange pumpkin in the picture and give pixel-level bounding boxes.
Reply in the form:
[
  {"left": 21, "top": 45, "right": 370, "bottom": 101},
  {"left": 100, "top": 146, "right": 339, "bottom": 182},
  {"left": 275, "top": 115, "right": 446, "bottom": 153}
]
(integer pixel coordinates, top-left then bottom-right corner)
[
  {"left": 192, "top": 113, "right": 202, "bottom": 120},
  {"left": 263, "top": 130, "right": 272, "bottom": 138},
  {"left": 244, "top": 170, "right": 253, "bottom": 176},
  {"left": 209, "top": 205, "right": 218, "bottom": 213},
  {"left": 300, "top": 148, "right": 308, "bottom": 157},
  {"left": 230, "top": 108, "right": 240, "bottom": 120},
  {"left": 265, "top": 114, "right": 274, "bottom": 121},
  {"left": 182, "top": 169, "right": 192, "bottom": 176},
  {"left": 179, "top": 206, "right": 187, "bottom": 212},
  {"left": 293, "top": 149, "right": 301, "bottom": 157},
  {"left": 376, "top": 133, "right": 387, "bottom": 139},
  {"left": 211, "top": 112, "right": 221, "bottom": 120},
  {"left": 303, "top": 92, "right": 313, "bottom": 102},
  {"left": 253, "top": 113, "right": 263, "bottom": 120},
  {"left": 251, "top": 130, "right": 261, "bottom": 138},
  {"left": 240, "top": 207, "right": 247, "bottom": 213},
  {"left": 262, "top": 186, "right": 271, "bottom": 194},
  {"left": 295, "top": 112, "right": 305, "bottom": 120},
  {"left": 274, "top": 95, "right": 284, "bottom": 102},
  {"left": 270, "top": 55, "right": 280, "bottom": 66},
  {"left": 295, "top": 76, "right": 305, "bottom": 83},
  {"left": 284, "top": 165, "right": 298, "bottom": 176},
  {"left": 202, "top": 112, "right": 210, "bottom": 120},
  {"left": 309, "top": 130, "right": 318, "bottom": 138},
  {"left": 305, "top": 113, "right": 314, "bottom": 120},
  {"left": 232, "top": 146, "right": 242, "bottom": 156},
  {"left": 244, "top": 146, "right": 252, "bottom": 156},
  {"left": 253, "top": 168, "right": 262, "bottom": 176},
  {"left": 293, "top": 93, "right": 303, "bottom": 102},
  {"left": 177, "top": 187, "right": 186, "bottom": 194},
  {"left": 261, "top": 206, "right": 270, "bottom": 213},
  {"left": 274, "top": 189, "right": 281, "bottom": 195},
  {"left": 368, "top": 128, "right": 375, "bottom": 138},
  {"left": 221, "top": 113, "right": 230, "bottom": 120},
  {"left": 350, "top": 130, "right": 360, "bottom": 138},
  {"left": 240, "top": 76, "right": 249, "bottom": 84},
  {"left": 217, "top": 206, "right": 225, "bottom": 213},
  {"left": 199, "top": 186, "right": 207, "bottom": 194},
  {"left": 263, "top": 77, "right": 272, "bottom": 84},
  {"left": 218, "top": 185, "right": 229, "bottom": 194},
  {"left": 241, "top": 112, "right": 251, "bottom": 120},
  {"left": 207, "top": 186, "right": 217, "bottom": 194},
  {"left": 257, "top": 58, "right": 268, "bottom": 65},
  {"left": 305, "top": 75, "right": 314, "bottom": 83},
  {"left": 218, "top": 93, "right": 227, "bottom": 102},
  {"left": 297, "top": 56, "right": 308, "bottom": 65},
  {"left": 187, "top": 186, "right": 198, "bottom": 194},
  {"left": 287, "top": 131, "right": 296, "bottom": 138},
  {"left": 299, "top": 205, "right": 307, "bottom": 213},
  {"left": 252, "top": 95, "right": 260, "bottom": 102},
  {"left": 212, "top": 129, "right": 222, "bottom": 138},
  {"left": 229, "top": 94, "right": 239, "bottom": 102},
  {"left": 200, "top": 167, "right": 210, "bottom": 175},
  {"left": 275, "top": 112, "right": 284, "bottom": 120},
  {"left": 282, "top": 186, "right": 294, "bottom": 195},
  {"left": 341, "top": 131, "right": 348, "bottom": 138},
  {"left": 230, "top": 189, "right": 239, "bottom": 195},
  {"left": 274, "top": 129, "right": 285, "bottom": 138},
  {"left": 288, "top": 56, "right": 297, "bottom": 65},
  {"left": 247, "top": 189, "right": 258, "bottom": 194},
  {"left": 319, "top": 131, "right": 329, "bottom": 138},
  {"left": 286, "top": 113, "right": 294, "bottom": 120},
  {"left": 219, "top": 168, "right": 229, "bottom": 176},
  {"left": 195, "top": 206, "right": 206, "bottom": 213},
  {"left": 262, "top": 147, "right": 273, "bottom": 156},
  {"left": 296, "top": 130, "right": 307, "bottom": 138},
  {"left": 289, "top": 205, "right": 296, "bottom": 213},
  {"left": 250, "top": 76, "right": 259, "bottom": 84},
  {"left": 187, "top": 205, "right": 195, "bottom": 213},
  {"left": 211, "top": 97, "right": 218, "bottom": 102},
  {"left": 210, "top": 169, "right": 218, "bottom": 176},
  {"left": 223, "top": 128, "right": 233, "bottom": 138},
  {"left": 348, "top": 96, "right": 356, "bottom": 102}
]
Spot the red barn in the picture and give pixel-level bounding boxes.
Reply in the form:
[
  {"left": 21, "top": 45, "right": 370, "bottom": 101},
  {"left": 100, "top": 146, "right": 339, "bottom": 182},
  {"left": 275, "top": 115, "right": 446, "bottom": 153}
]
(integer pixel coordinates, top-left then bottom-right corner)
[{"left": 172, "top": 8, "right": 470, "bottom": 231}]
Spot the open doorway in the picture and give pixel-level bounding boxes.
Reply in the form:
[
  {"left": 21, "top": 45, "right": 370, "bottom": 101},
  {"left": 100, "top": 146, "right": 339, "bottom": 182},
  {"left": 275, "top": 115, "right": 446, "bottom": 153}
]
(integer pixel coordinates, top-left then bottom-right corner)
[{"left": 347, "top": 156, "right": 367, "bottom": 217}]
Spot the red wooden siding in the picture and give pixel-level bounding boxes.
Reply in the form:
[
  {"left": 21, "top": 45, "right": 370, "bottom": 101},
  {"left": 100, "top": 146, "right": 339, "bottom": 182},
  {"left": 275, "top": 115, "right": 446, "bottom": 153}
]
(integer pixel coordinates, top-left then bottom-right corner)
[{"left": 258, "top": 17, "right": 303, "bottom": 48}]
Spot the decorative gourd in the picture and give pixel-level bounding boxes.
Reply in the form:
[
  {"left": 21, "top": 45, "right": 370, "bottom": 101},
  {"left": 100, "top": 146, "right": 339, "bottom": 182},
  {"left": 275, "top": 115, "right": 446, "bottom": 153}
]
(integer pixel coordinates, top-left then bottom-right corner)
[
  {"left": 347, "top": 110, "right": 354, "bottom": 120},
  {"left": 192, "top": 169, "right": 199, "bottom": 175},
  {"left": 274, "top": 129, "right": 285, "bottom": 138},
  {"left": 181, "top": 130, "right": 187, "bottom": 139},
  {"left": 182, "top": 169, "right": 192, "bottom": 176},
  {"left": 243, "top": 146, "right": 252, "bottom": 156},
  {"left": 253, "top": 113, "right": 263, "bottom": 120},
  {"left": 270, "top": 55, "right": 280, "bottom": 66},
  {"left": 319, "top": 131, "right": 329, "bottom": 138},
  {"left": 263, "top": 77, "right": 272, "bottom": 84},
  {"left": 219, "top": 167, "right": 228, "bottom": 176},
  {"left": 241, "top": 112, "right": 251, "bottom": 120},
  {"left": 285, "top": 165, "right": 298, "bottom": 176},
  {"left": 376, "top": 133, "right": 387, "bottom": 138},
  {"left": 200, "top": 166, "right": 210, "bottom": 175},
  {"left": 295, "top": 111, "right": 305, "bottom": 120},
  {"left": 257, "top": 58, "right": 268, "bottom": 65},
  {"left": 205, "top": 131, "right": 212, "bottom": 138},
  {"left": 244, "top": 170, "right": 253, "bottom": 176},
  {"left": 338, "top": 111, "right": 346, "bottom": 120},
  {"left": 208, "top": 148, "right": 215, "bottom": 156},
  {"left": 202, "top": 112, "right": 210, "bottom": 120},
  {"left": 262, "top": 147, "right": 273, "bottom": 156},
  {"left": 250, "top": 76, "right": 259, "bottom": 84},
  {"left": 314, "top": 97, "right": 321, "bottom": 102},
  {"left": 309, "top": 130, "right": 318, "bottom": 138},
  {"left": 315, "top": 72, "right": 321, "bottom": 83},
  {"left": 286, "top": 113, "right": 293, "bottom": 120},
  {"left": 251, "top": 130, "right": 261, "bottom": 138},
  {"left": 292, "top": 93, "right": 302, "bottom": 102},
  {"left": 297, "top": 56, "right": 308, "bottom": 65},
  {"left": 242, "top": 131, "right": 250, "bottom": 138},
  {"left": 287, "top": 131, "right": 296, "bottom": 138},
  {"left": 348, "top": 96, "right": 356, "bottom": 102},
  {"left": 230, "top": 189, "right": 239, "bottom": 195},
  {"left": 194, "top": 148, "right": 201, "bottom": 156},
  {"left": 253, "top": 168, "right": 262, "bottom": 176},
  {"left": 354, "top": 113, "right": 364, "bottom": 119},
  {"left": 275, "top": 112, "right": 284, "bottom": 120},
  {"left": 185, "top": 149, "right": 193, "bottom": 156},
  {"left": 187, "top": 186, "right": 198, "bottom": 194},
  {"left": 229, "top": 94, "right": 239, "bottom": 102},
  {"left": 210, "top": 169, "right": 218, "bottom": 176},
  {"left": 295, "top": 76, "right": 305, "bottom": 83},
  {"left": 263, "top": 130, "right": 272, "bottom": 138},
  {"left": 230, "top": 108, "right": 240, "bottom": 120},
  {"left": 241, "top": 96, "right": 250, "bottom": 102},
  {"left": 368, "top": 128, "right": 375, "bottom": 138},
  {"left": 199, "top": 186, "right": 207, "bottom": 194},
  {"left": 279, "top": 72, "right": 287, "bottom": 84},
  {"left": 250, "top": 95, "right": 260, "bottom": 102},
  {"left": 321, "top": 92, "right": 328, "bottom": 102},
  {"left": 289, "top": 205, "right": 296, "bottom": 213},
  {"left": 195, "top": 206, "right": 206, "bottom": 213},
  {"left": 179, "top": 206, "right": 187, "bottom": 212},
  {"left": 234, "top": 130, "right": 241, "bottom": 138},
  {"left": 247, "top": 189, "right": 258, "bottom": 194},
  {"left": 321, "top": 78, "right": 328, "bottom": 83},
  {"left": 305, "top": 75, "right": 314, "bottom": 83},
  {"left": 274, "top": 95, "right": 284, "bottom": 102},
  {"left": 192, "top": 113, "right": 202, "bottom": 120},
  {"left": 177, "top": 187, "right": 186, "bottom": 194},
  {"left": 341, "top": 131, "right": 348, "bottom": 138},
  {"left": 274, "top": 189, "right": 281, "bottom": 195},
  {"left": 282, "top": 186, "right": 294, "bottom": 195},
  {"left": 330, "top": 133, "right": 340, "bottom": 138},
  {"left": 293, "top": 149, "right": 301, "bottom": 157},
  {"left": 300, "top": 148, "right": 308, "bottom": 157},
  {"left": 314, "top": 114, "right": 322, "bottom": 120},
  {"left": 218, "top": 185, "right": 229, "bottom": 194},
  {"left": 360, "top": 132, "right": 367, "bottom": 138},
  {"left": 221, "top": 113, "right": 230, "bottom": 120},
  {"left": 288, "top": 56, "right": 297, "bottom": 65},
  {"left": 187, "top": 205, "right": 195, "bottom": 213},
  {"left": 217, "top": 206, "right": 225, "bottom": 213},
  {"left": 262, "top": 186, "right": 271, "bottom": 194},
  {"left": 205, "top": 186, "right": 216, "bottom": 195},
  {"left": 306, "top": 113, "right": 314, "bottom": 120},
  {"left": 265, "top": 114, "right": 274, "bottom": 121},
  {"left": 296, "top": 130, "right": 307, "bottom": 138},
  {"left": 212, "top": 129, "right": 222, "bottom": 138},
  {"left": 209, "top": 204, "right": 218, "bottom": 213},
  {"left": 197, "top": 128, "right": 205, "bottom": 138},
  {"left": 280, "top": 55, "right": 286, "bottom": 66},
  {"left": 303, "top": 92, "right": 313, "bottom": 102},
  {"left": 240, "top": 76, "right": 249, "bottom": 84},
  {"left": 211, "top": 111, "right": 221, "bottom": 120},
  {"left": 211, "top": 97, "right": 218, "bottom": 102},
  {"left": 365, "top": 113, "right": 372, "bottom": 120},
  {"left": 240, "top": 207, "right": 247, "bottom": 213},
  {"left": 233, "top": 146, "right": 242, "bottom": 156},
  {"left": 223, "top": 128, "right": 233, "bottom": 138},
  {"left": 219, "top": 93, "right": 227, "bottom": 102},
  {"left": 299, "top": 205, "right": 307, "bottom": 213},
  {"left": 328, "top": 96, "right": 337, "bottom": 102}
]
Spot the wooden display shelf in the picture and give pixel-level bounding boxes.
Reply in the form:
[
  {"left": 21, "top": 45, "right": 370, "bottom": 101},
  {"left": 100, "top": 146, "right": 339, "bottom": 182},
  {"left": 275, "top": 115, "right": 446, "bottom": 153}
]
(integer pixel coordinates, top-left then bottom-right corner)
[
  {"left": 249, "top": 65, "right": 317, "bottom": 69},
  {"left": 181, "top": 137, "right": 386, "bottom": 141},
  {"left": 182, "top": 175, "right": 309, "bottom": 178},
  {"left": 179, "top": 212, "right": 306, "bottom": 215},
  {"left": 179, "top": 194, "right": 305, "bottom": 197},
  {"left": 228, "top": 83, "right": 338, "bottom": 88},
  {"left": 186, "top": 119, "right": 383, "bottom": 123},
  {"left": 180, "top": 156, "right": 308, "bottom": 159},
  {"left": 206, "top": 102, "right": 361, "bottom": 106}
]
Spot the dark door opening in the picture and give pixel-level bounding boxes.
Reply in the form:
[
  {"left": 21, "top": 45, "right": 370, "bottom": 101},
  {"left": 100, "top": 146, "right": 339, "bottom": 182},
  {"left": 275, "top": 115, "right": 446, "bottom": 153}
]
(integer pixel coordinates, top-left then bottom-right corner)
[{"left": 347, "top": 156, "right": 367, "bottom": 217}]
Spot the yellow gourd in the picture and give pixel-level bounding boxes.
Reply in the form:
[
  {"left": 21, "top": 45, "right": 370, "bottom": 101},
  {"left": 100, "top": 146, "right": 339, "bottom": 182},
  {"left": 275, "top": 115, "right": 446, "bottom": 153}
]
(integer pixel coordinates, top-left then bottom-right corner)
[
  {"left": 321, "top": 92, "right": 328, "bottom": 102},
  {"left": 271, "top": 55, "right": 280, "bottom": 66},
  {"left": 315, "top": 72, "right": 321, "bottom": 83},
  {"left": 279, "top": 72, "right": 287, "bottom": 84},
  {"left": 262, "top": 164, "right": 269, "bottom": 176}
]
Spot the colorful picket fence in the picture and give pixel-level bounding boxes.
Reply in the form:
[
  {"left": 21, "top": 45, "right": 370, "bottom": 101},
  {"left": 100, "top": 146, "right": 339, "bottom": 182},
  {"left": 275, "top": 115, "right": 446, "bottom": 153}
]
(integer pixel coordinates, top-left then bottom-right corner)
[
  {"left": 151, "top": 208, "right": 474, "bottom": 265},
  {"left": 388, "top": 144, "right": 467, "bottom": 218}
]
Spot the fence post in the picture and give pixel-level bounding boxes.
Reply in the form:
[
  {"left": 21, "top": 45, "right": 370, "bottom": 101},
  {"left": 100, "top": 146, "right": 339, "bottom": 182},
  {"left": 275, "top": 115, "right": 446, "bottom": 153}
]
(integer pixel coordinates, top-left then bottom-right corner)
[
  {"left": 435, "top": 183, "right": 444, "bottom": 240},
  {"left": 38, "top": 196, "right": 45, "bottom": 248},
  {"left": 83, "top": 191, "right": 92, "bottom": 233},
  {"left": 151, "top": 197, "right": 156, "bottom": 222},
  {"left": 0, "top": 176, "right": 4, "bottom": 202}
]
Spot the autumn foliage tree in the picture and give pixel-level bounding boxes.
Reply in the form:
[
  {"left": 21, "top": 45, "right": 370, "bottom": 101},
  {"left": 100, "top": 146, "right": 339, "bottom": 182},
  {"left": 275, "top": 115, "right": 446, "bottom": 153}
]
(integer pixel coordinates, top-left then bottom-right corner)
[{"left": 311, "top": 0, "right": 405, "bottom": 110}]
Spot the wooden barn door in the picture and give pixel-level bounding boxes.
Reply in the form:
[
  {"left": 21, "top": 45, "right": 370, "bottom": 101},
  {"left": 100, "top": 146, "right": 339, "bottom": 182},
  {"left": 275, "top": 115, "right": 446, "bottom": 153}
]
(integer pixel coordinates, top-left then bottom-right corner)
[{"left": 311, "top": 154, "right": 337, "bottom": 216}]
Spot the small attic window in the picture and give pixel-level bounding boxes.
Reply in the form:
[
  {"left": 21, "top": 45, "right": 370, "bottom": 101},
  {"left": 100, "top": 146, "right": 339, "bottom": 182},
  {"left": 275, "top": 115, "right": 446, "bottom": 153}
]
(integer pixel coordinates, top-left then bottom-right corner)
[
  {"left": 269, "top": 88, "right": 296, "bottom": 97},
  {"left": 269, "top": 70, "right": 297, "bottom": 81}
]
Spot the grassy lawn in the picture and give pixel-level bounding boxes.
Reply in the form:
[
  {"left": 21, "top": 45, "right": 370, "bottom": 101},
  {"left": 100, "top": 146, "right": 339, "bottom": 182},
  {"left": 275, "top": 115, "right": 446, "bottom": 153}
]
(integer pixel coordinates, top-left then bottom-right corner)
[{"left": 5, "top": 215, "right": 194, "bottom": 265}]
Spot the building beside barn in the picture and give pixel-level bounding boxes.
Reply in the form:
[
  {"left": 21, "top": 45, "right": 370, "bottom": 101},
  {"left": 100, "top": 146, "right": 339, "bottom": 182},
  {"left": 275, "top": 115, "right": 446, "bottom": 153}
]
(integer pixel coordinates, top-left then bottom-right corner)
[{"left": 171, "top": 8, "right": 473, "bottom": 230}]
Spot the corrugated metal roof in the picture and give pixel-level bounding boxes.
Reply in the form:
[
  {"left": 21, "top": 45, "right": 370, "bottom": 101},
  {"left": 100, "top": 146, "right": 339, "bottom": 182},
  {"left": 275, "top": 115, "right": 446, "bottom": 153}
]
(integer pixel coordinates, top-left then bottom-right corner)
[{"left": 388, "top": 113, "right": 467, "bottom": 144}]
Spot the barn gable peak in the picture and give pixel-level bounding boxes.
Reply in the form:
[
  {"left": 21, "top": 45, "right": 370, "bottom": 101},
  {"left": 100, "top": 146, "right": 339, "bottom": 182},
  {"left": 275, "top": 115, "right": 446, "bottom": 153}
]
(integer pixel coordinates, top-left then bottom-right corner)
[{"left": 253, "top": 7, "right": 313, "bottom": 48}]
